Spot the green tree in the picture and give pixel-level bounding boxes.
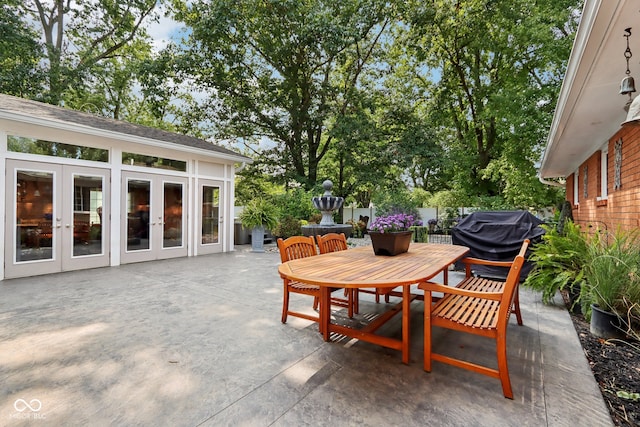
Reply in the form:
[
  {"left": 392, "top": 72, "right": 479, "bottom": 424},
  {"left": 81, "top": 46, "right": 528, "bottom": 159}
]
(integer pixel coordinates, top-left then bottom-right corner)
[
  {"left": 396, "top": 0, "right": 579, "bottom": 208},
  {"left": 170, "top": 0, "right": 394, "bottom": 190},
  {"left": 319, "top": 91, "right": 395, "bottom": 207},
  {"left": 19, "top": 0, "right": 158, "bottom": 105},
  {"left": 0, "top": 1, "right": 46, "bottom": 97}
]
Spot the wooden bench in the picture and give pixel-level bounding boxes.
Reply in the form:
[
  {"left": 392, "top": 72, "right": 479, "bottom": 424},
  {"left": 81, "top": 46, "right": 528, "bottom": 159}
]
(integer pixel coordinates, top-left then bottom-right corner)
[{"left": 418, "top": 239, "right": 530, "bottom": 399}]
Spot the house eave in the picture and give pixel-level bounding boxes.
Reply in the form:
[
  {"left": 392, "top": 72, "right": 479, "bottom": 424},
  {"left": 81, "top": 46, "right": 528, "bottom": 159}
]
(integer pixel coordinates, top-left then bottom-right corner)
[{"left": 541, "top": 0, "right": 633, "bottom": 179}]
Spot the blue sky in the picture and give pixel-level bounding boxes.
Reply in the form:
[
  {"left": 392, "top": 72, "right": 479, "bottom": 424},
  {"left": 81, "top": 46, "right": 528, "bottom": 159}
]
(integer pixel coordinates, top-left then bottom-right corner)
[{"left": 144, "top": 5, "right": 184, "bottom": 53}]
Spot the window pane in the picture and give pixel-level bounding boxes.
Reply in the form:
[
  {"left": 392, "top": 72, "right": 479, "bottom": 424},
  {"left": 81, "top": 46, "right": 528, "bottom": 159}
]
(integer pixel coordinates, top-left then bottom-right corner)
[
  {"left": 8, "top": 135, "right": 108, "bottom": 162},
  {"left": 127, "top": 180, "right": 151, "bottom": 251},
  {"left": 202, "top": 186, "right": 219, "bottom": 244},
  {"left": 73, "top": 175, "right": 104, "bottom": 256},
  {"left": 122, "top": 152, "right": 187, "bottom": 172},
  {"left": 16, "top": 171, "right": 54, "bottom": 262},
  {"left": 163, "top": 182, "right": 183, "bottom": 248}
]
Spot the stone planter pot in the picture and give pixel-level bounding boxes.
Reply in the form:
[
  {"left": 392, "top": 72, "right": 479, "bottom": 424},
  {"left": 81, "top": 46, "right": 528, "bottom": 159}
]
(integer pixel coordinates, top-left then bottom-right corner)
[
  {"left": 590, "top": 304, "right": 625, "bottom": 339},
  {"left": 368, "top": 231, "right": 412, "bottom": 256},
  {"left": 250, "top": 226, "right": 265, "bottom": 253}
]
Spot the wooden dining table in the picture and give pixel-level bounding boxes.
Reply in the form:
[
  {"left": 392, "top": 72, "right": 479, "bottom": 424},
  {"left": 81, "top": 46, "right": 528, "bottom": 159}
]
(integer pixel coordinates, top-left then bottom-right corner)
[{"left": 278, "top": 242, "right": 470, "bottom": 364}]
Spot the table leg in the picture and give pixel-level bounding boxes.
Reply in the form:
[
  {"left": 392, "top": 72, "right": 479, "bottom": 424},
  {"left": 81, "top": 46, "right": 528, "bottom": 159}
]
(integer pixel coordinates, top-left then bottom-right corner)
[
  {"left": 402, "top": 285, "right": 410, "bottom": 364},
  {"left": 321, "top": 286, "right": 331, "bottom": 341}
]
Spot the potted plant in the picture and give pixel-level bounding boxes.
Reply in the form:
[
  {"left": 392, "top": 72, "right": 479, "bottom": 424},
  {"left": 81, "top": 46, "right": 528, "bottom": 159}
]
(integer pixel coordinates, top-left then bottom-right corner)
[
  {"left": 239, "top": 199, "right": 279, "bottom": 252},
  {"left": 580, "top": 228, "right": 640, "bottom": 339},
  {"left": 368, "top": 213, "right": 422, "bottom": 256},
  {"left": 523, "top": 220, "right": 588, "bottom": 312}
]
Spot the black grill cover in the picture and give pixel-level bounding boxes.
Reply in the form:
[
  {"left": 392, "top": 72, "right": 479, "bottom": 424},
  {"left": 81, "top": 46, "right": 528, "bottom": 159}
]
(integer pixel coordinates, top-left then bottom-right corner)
[{"left": 451, "top": 210, "right": 545, "bottom": 280}]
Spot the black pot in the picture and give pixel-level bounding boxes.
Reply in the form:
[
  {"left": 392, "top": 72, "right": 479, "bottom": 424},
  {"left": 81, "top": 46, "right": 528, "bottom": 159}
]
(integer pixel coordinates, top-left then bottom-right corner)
[
  {"left": 590, "top": 304, "right": 625, "bottom": 339},
  {"left": 567, "top": 282, "right": 582, "bottom": 315}
]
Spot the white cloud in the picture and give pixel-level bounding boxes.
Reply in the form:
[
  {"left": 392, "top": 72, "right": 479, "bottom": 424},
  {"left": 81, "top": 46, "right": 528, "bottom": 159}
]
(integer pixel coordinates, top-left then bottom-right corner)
[{"left": 145, "top": 4, "right": 186, "bottom": 53}]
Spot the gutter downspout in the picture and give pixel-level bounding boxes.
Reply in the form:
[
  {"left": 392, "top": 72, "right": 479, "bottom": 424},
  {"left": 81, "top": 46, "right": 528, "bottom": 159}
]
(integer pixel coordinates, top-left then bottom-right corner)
[
  {"left": 538, "top": 175, "right": 565, "bottom": 187},
  {"left": 235, "top": 161, "right": 248, "bottom": 173}
]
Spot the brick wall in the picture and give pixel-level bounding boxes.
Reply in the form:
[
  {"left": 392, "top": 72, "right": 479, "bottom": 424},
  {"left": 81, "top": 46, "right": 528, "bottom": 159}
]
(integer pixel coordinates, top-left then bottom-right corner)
[{"left": 568, "top": 124, "right": 640, "bottom": 231}]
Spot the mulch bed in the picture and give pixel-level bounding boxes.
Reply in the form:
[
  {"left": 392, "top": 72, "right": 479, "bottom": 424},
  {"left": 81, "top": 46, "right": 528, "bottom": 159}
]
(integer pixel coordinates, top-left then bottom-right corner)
[{"left": 564, "top": 297, "right": 640, "bottom": 426}]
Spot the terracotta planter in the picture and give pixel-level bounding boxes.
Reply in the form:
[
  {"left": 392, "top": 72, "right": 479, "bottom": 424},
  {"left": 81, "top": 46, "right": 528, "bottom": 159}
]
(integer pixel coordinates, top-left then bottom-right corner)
[{"left": 368, "top": 231, "right": 412, "bottom": 256}]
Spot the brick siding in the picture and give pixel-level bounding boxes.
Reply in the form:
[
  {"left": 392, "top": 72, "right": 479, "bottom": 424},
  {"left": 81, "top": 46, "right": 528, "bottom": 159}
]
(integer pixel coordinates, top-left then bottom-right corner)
[{"left": 567, "top": 124, "right": 640, "bottom": 231}]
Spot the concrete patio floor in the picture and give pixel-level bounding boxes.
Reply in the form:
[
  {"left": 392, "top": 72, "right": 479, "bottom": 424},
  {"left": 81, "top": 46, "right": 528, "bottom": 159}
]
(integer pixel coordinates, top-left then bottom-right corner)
[{"left": 1, "top": 245, "right": 613, "bottom": 426}]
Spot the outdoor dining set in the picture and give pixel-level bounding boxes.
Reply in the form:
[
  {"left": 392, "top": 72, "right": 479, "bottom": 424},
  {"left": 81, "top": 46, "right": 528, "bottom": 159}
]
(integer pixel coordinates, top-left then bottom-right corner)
[{"left": 277, "top": 233, "right": 530, "bottom": 399}]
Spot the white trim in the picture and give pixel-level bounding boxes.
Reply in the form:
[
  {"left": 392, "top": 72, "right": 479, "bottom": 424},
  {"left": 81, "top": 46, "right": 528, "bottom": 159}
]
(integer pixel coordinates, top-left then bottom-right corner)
[
  {"left": 541, "top": 0, "right": 628, "bottom": 178},
  {"left": 600, "top": 146, "right": 609, "bottom": 200},
  {"left": 0, "top": 110, "right": 250, "bottom": 164},
  {"left": 573, "top": 168, "right": 580, "bottom": 205},
  {"left": 542, "top": 0, "right": 605, "bottom": 176},
  {"left": 110, "top": 148, "right": 122, "bottom": 266},
  {"left": 0, "top": 132, "right": 6, "bottom": 280}
]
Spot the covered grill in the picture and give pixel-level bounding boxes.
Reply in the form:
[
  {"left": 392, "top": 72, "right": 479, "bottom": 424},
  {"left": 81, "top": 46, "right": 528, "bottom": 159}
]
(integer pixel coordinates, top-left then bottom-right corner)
[{"left": 451, "top": 210, "right": 545, "bottom": 280}]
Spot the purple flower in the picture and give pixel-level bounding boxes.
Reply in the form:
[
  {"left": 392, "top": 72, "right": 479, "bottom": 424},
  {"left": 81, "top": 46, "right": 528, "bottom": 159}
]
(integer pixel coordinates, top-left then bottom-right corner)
[{"left": 369, "top": 213, "right": 422, "bottom": 233}]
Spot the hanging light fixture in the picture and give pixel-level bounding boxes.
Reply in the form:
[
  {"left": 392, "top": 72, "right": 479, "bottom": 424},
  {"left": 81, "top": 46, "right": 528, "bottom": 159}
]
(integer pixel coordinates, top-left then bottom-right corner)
[{"left": 620, "top": 28, "right": 636, "bottom": 111}]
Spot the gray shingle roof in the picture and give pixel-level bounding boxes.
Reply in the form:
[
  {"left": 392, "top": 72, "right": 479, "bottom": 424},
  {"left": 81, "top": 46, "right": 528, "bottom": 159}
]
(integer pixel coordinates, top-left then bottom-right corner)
[{"left": 0, "top": 94, "right": 250, "bottom": 162}]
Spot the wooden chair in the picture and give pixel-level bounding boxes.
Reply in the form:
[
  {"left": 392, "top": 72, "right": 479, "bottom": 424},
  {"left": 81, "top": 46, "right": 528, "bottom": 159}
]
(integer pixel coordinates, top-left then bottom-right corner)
[
  {"left": 418, "top": 239, "right": 530, "bottom": 399},
  {"left": 278, "top": 235, "right": 357, "bottom": 325},
  {"left": 316, "top": 233, "right": 358, "bottom": 316}
]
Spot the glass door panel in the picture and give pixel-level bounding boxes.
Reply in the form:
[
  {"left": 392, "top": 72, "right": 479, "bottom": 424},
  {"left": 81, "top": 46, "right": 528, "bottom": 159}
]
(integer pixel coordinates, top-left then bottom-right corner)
[
  {"left": 163, "top": 182, "right": 183, "bottom": 248},
  {"left": 126, "top": 179, "right": 151, "bottom": 252},
  {"left": 62, "top": 165, "right": 110, "bottom": 272},
  {"left": 202, "top": 186, "right": 220, "bottom": 245},
  {"left": 121, "top": 172, "right": 188, "bottom": 263},
  {"left": 6, "top": 161, "right": 110, "bottom": 278},
  {"left": 15, "top": 170, "right": 55, "bottom": 262},
  {"left": 73, "top": 174, "right": 104, "bottom": 256},
  {"left": 197, "top": 180, "right": 224, "bottom": 255}
]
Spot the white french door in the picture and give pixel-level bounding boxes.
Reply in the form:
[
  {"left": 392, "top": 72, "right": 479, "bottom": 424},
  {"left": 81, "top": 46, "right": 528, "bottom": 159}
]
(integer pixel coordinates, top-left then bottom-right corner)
[
  {"left": 120, "top": 171, "right": 188, "bottom": 264},
  {"left": 5, "top": 160, "right": 110, "bottom": 278},
  {"left": 197, "top": 180, "right": 224, "bottom": 255}
]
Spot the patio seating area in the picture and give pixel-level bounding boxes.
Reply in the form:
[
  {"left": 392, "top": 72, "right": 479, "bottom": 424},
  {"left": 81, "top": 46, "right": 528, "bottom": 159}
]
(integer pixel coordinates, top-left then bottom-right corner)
[{"left": 0, "top": 244, "right": 613, "bottom": 426}]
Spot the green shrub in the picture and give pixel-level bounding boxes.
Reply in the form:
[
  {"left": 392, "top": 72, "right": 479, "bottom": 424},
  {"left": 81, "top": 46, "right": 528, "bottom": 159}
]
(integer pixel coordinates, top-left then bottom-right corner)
[
  {"left": 580, "top": 228, "right": 640, "bottom": 323},
  {"left": 239, "top": 199, "right": 279, "bottom": 230},
  {"left": 272, "top": 215, "right": 302, "bottom": 239},
  {"left": 410, "top": 226, "right": 429, "bottom": 243},
  {"left": 308, "top": 213, "right": 322, "bottom": 224},
  {"left": 523, "top": 221, "right": 589, "bottom": 304},
  {"left": 272, "top": 188, "right": 316, "bottom": 220},
  {"left": 346, "top": 219, "right": 366, "bottom": 238}
]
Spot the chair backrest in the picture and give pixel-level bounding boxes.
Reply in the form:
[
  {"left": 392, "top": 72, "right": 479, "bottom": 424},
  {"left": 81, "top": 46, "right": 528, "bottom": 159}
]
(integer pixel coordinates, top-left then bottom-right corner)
[
  {"left": 498, "top": 239, "right": 530, "bottom": 324},
  {"left": 316, "top": 233, "right": 348, "bottom": 254},
  {"left": 277, "top": 235, "right": 317, "bottom": 263}
]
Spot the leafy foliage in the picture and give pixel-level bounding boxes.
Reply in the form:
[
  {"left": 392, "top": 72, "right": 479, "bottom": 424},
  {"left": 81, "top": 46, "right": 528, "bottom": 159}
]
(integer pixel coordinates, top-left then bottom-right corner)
[
  {"left": 0, "top": 1, "right": 46, "bottom": 98},
  {"left": 580, "top": 228, "right": 640, "bottom": 322},
  {"left": 271, "top": 188, "right": 318, "bottom": 222},
  {"left": 373, "top": 190, "right": 421, "bottom": 219},
  {"left": 271, "top": 215, "right": 303, "bottom": 239},
  {"left": 17, "top": 0, "right": 158, "bottom": 106},
  {"left": 171, "top": 0, "right": 395, "bottom": 190},
  {"left": 3, "top": 0, "right": 581, "bottom": 211},
  {"left": 394, "top": 0, "right": 577, "bottom": 208},
  {"left": 524, "top": 221, "right": 588, "bottom": 304},
  {"left": 239, "top": 199, "right": 279, "bottom": 230}
]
